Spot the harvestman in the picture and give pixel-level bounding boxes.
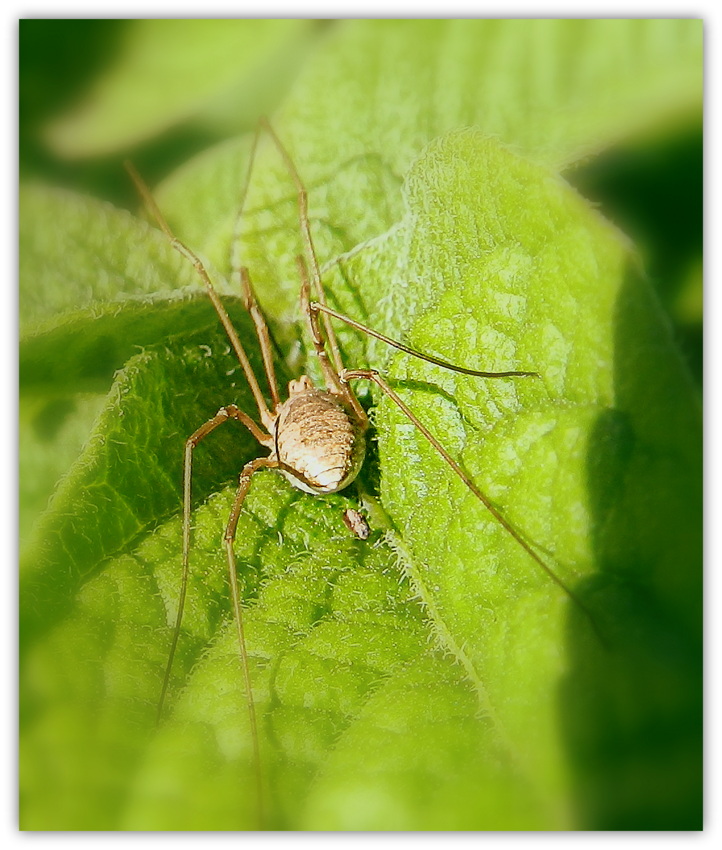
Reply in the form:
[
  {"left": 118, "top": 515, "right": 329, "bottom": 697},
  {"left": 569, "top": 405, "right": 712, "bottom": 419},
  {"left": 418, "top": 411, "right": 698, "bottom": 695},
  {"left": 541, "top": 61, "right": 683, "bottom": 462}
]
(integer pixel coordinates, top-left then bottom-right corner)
[{"left": 126, "top": 120, "right": 595, "bottom": 825}]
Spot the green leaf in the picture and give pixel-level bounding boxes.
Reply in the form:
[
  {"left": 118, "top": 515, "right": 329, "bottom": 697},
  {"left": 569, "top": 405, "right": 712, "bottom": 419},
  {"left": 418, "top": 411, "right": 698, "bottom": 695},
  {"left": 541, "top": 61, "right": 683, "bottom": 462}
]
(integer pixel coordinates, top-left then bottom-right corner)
[
  {"left": 44, "top": 20, "right": 312, "bottom": 157},
  {"left": 157, "top": 19, "right": 702, "bottom": 322},
  {"left": 367, "top": 132, "right": 702, "bottom": 829},
  {"left": 19, "top": 392, "right": 107, "bottom": 548},
  {"left": 19, "top": 184, "right": 245, "bottom": 390},
  {"left": 19, "top": 184, "right": 273, "bottom": 644},
  {"left": 300, "top": 653, "right": 549, "bottom": 831},
  {"left": 20, "top": 19, "right": 701, "bottom": 831},
  {"left": 20, "top": 335, "right": 264, "bottom": 643},
  {"left": 289, "top": 19, "right": 701, "bottom": 172}
]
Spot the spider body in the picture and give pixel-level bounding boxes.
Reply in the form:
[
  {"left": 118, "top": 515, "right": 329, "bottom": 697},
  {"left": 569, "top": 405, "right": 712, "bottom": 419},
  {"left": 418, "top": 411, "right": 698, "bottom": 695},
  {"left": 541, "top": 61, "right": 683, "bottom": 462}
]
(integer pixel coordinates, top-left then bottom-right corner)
[{"left": 274, "top": 378, "right": 367, "bottom": 495}]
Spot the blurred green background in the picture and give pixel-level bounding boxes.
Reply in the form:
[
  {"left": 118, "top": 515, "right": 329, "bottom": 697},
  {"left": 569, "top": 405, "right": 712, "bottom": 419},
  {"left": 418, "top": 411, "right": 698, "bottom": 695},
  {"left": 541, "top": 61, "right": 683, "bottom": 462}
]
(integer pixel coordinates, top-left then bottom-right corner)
[{"left": 20, "top": 19, "right": 702, "bottom": 831}]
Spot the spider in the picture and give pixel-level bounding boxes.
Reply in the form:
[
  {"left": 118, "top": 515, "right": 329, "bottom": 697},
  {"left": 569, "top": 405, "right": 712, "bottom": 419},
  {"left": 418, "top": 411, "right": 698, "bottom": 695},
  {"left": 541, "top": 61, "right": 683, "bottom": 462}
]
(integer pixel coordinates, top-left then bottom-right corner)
[{"left": 126, "top": 119, "right": 593, "bottom": 826}]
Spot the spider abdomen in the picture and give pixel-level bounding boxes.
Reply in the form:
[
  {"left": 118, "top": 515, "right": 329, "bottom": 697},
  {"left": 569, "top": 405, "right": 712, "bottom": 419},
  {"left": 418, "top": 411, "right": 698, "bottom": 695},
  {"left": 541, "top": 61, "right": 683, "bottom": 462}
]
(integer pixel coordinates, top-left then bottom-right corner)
[{"left": 274, "top": 384, "right": 366, "bottom": 494}]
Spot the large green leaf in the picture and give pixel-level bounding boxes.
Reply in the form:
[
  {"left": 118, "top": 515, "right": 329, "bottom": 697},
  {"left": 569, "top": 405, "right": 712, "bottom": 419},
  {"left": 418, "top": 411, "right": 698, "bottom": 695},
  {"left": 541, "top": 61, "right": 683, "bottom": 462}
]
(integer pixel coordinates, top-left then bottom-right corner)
[
  {"left": 368, "top": 133, "right": 701, "bottom": 829},
  {"left": 20, "top": 19, "right": 701, "bottom": 831}
]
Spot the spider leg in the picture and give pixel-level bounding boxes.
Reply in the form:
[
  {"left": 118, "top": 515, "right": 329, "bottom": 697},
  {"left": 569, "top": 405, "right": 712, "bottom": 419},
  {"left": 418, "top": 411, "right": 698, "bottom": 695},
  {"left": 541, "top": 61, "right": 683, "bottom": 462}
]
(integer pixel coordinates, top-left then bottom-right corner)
[
  {"left": 227, "top": 126, "right": 282, "bottom": 410},
  {"left": 159, "top": 406, "right": 271, "bottom": 723},
  {"left": 239, "top": 267, "right": 281, "bottom": 409},
  {"left": 340, "top": 368, "right": 604, "bottom": 644},
  {"left": 258, "top": 117, "right": 345, "bottom": 376},
  {"left": 125, "top": 161, "right": 275, "bottom": 431},
  {"left": 224, "top": 455, "right": 278, "bottom": 829},
  {"left": 296, "top": 254, "right": 367, "bottom": 427},
  {"left": 313, "top": 302, "right": 540, "bottom": 379}
]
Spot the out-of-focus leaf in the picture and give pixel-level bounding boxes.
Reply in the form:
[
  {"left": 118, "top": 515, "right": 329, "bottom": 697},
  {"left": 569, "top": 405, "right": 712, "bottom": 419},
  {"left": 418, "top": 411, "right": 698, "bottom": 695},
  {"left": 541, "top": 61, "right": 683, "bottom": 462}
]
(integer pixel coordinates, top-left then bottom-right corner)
[
  {"left": 45, "top": 20, "right": 312, "bottom": 157},
  {"left": 19, "top": 393, "right": 107, "bottom": 548},
  {"left": 20, "top": 184, "right": 222, "bottom": 390},
  {"left": 673, "top": 257, "right": 703, "bottom": 326},
  {"left": 282, "top": 19, "right": 701, "bottom": 172}
]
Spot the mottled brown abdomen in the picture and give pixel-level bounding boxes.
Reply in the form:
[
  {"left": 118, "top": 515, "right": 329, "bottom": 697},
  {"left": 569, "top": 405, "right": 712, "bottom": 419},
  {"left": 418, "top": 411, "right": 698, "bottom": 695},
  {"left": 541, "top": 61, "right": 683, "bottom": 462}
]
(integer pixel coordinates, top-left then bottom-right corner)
[{"left": 274, "top": 387, "right": 366, "bottom": 494}]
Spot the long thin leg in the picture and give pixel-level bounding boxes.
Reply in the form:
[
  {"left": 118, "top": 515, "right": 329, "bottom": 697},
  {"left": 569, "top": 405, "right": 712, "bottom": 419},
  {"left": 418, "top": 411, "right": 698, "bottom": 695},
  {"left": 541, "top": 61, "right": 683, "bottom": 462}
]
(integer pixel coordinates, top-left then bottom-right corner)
[
  {"left": 230, "top": 123, "right": 262, "bottom": 292},
  {"left": 224, "top": 455, "right": 278, "bottom": 830},
  {"left": 227, "top": 128, "right": 281, "bottom": 409},
  {"left": 158, "top": 406, "right": 271, "bottom": 724},
  {"left": 258, "top": 118, "right": 345, "bottom": 376},
  {"left": 296, "top": 255, "right": 367, "bottom": 426},
  {"left": 312, "top": 302, "right": 540, "bottom": 379},
  {"left": 124, "top": 161, "right": 275, "bottom": 432},
  {"left": 341, "top": 368, "right": 604, "bottom": 643},
  {"left": 240, "top": 268, "right": 281, "bottom": 409}
]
